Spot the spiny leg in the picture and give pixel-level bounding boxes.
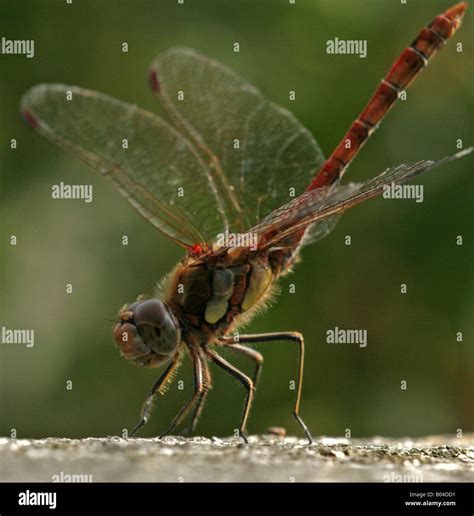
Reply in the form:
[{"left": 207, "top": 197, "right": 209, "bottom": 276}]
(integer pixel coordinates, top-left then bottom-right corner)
[
  {"left": 159, "top": 350, "right": 203, "bottom": 439},
  {"left": 186, "top": 353, "right": 212, "bottom": 434},
  {"left": 205, "top": 348, "right": 254, "bottom": 444},
  {"left": 130, "top": 354, "right": 180, "bottom": 437},
  {"left": 186, "top": 344, "right": 262, "bottom": 435},
  {"left": 221, "top": 332, "right": 313, "bottom": 444},
  {"left": 219, "top": 337, "right": 264, "bottom": 391}
]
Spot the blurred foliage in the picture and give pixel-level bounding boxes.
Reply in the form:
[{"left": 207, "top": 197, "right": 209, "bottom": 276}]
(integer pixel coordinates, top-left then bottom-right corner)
[{"left": 0, "top": 0, "right": 472, "bottom": 440}]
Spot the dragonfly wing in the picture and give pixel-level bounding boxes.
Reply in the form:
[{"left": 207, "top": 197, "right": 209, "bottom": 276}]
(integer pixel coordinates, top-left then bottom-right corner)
[
  {"left": 149, "top": 47, "right": 325, "bottom": 231},
  {"left": 299, "top": 214, "right": 342, "bottom": 246},
  {"left": 21, "top": 84, "right": 228, "bottom": 248},
  {"left": 251, "top": 148, "right": 473, "bottom": 248}
]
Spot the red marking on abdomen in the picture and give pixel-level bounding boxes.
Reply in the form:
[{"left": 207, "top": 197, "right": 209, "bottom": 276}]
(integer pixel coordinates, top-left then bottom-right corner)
[
  {"left": 21, "top": 109, "right": 39, "bottom": 129},
  {"left": 307, "top": 2, "right": 467, "bottom": 191}
]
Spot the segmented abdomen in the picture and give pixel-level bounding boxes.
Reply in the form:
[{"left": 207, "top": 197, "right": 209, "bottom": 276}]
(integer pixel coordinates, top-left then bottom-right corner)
[{"left": 308, "top": 2, "right": 467, "bottom": 190}]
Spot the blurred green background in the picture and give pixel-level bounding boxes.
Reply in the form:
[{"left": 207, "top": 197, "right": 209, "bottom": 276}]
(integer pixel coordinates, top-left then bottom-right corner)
[{"left": 0, "top": 0, "right": 472, "bottom": 440}]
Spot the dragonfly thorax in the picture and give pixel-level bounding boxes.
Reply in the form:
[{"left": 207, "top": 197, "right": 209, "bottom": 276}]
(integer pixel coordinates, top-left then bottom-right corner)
[{"left": 164, "top": 248, "right": 284, "bottom": 340}]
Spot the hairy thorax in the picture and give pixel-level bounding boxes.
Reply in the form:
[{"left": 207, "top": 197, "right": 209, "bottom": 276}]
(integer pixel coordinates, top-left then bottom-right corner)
[{"left": 164, "top": 245, "right": 297, "bottom": 345}]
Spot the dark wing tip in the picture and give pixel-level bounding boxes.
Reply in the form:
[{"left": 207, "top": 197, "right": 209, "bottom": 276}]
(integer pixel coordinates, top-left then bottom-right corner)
[
  {"left": 148, "top": 47, "right": 200, "bottom": 92},
  {"left": 148, "top": 68, "right": 160, "bottom": 92},
  {"left": 21, "top": 108, "right": 39, "bottom": 129},
  {"left": 20, "top": 84, "right": 49, "bottom": 128}
]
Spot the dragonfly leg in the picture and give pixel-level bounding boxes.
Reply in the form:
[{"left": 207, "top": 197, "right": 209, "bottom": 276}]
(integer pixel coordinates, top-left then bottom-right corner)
[
  {"left": 219, "top": 338, "right": 264, "bottom": 392},
  {"left": 204, "top": 348, "right": 254, "bottom": 444},
  {"left": 184, "top": 353, "right": 212, "bottom": 434},
  {"left": 220, "top": 332, "right": 313, "bottom": 444},
  {"left": 130, "top": 353, "right": 181, "bottom": 437},
  {"left": 158, "top": 350, "right": 203, "bottom": 439}
]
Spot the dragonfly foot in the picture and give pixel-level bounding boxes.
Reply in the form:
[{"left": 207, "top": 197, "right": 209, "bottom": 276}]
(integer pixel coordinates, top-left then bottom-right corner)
[
  {"left": 239, "top": 430, "right": 249, "bottom": 444},
  {"left": 130, "top": 418, "right": 147, "bottom": 437},
  {"left": 294, "top": 413, "right": 314, "bottom": 445}
]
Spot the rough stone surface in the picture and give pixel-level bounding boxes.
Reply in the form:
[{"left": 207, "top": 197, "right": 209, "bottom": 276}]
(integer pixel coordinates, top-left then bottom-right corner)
[{"left": 0, "top": 434, "right": 472, "bottom": 482}]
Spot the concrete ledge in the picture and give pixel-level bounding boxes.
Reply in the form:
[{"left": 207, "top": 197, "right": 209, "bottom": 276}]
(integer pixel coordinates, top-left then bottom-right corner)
[{"left": 1, "top": 434, "right": 472, "bottom": 482}]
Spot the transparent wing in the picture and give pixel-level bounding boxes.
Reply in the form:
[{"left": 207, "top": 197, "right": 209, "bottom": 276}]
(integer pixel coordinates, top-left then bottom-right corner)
[
  {"left": 21, "top": 84, "right": 229, "bottom": 248},
  {"left": 299, "top": 213, "right": 342, "bottom": 246},
  {"left": 149, "top": 47, "right": 326, "bottom": 231},
  {"left": 251, "top": 149, "right": 472, "bottom": 249}
]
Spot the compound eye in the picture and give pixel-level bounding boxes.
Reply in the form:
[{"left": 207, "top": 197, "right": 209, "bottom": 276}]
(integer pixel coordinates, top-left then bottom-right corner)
[
  {"left": 126, "top": 300, "right": 142, "bottom": 313},
  {"left": 131, "top": 299, "right": 180, "bottom": 356},
  {"left": 133, "top": 299, "right": 168, "bottom": 328}
]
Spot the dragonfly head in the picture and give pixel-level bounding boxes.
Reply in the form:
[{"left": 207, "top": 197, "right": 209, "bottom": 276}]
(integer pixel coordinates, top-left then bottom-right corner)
[{"left": 113, "top": 299, "right": 180, "bottom": 368}]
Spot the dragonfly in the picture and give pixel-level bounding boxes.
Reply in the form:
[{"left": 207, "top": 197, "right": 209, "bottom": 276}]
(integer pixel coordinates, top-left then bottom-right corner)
[{"left": 21, "top": 2, "right": 470, "bottom": 443}]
